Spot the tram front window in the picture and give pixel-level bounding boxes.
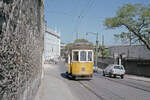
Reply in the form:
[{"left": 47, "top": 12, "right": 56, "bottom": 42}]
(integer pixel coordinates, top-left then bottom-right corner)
[
  {"left": 88, "top": 51, "right": 92, "bottom": 61},
  {"left": 80, "top": 51, "right": 86, "bottom": 61},
  {"left": 73, "top": 51, "right": 79, "bottom": 61}
]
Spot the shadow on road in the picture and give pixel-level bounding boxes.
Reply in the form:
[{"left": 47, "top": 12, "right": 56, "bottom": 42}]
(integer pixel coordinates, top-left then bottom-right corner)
[
  {"left": 60, "top": 73, "right": 91, "bottom": 81},
  {"left": 60, "top": 73, "right": 71, "bottom": 80}
]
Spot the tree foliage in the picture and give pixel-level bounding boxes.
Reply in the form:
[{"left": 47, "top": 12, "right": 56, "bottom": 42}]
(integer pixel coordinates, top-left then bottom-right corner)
[
  {"left": 65, "top": 39, "right": 94, "bottom": 50},
  {"left": 65, "top": 43, "right": 73, "bottom": 50},
  {"left": 99, "top": 45, "right": 109, "bottom": 57},
  {"left": 114, "top": 32, "right": 139, "bottom": 44},
  {"left": 105, "top": 4, "right": 150, "bottom": 50},
  {"left": 74, "top": 39, "right": 89, "bottom": 43}
]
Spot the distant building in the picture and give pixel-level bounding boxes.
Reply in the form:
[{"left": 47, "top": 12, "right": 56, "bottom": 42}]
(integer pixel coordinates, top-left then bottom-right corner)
[
  {"left": 60, "top": 43, "right": 66, "bottom": 58},
  {"left": 60, "top": 42, "right": 66, "bottom": 49},
  {"left": 44, "top": 28, "right": 60, "bottom": 61}
]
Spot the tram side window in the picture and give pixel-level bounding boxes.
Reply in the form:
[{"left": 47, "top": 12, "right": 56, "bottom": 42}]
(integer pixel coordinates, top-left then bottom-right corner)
[
  {"left": 80, "top": 51, "right": 86, "bottom": 61},
  {"left": 88, "top": 51, "right": 92, "bottom": 61},
  {"left": 73, "top": 51, "right": 79, "bottom": 61}
]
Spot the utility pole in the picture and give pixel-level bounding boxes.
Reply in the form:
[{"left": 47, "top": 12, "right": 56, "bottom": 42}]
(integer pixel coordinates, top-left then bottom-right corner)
[
  {"left": 102, "top": 35, "right": 104, "bottom": 46},
  {"left": 95, "top": 32, "right": 99, "bottom": 71},
  {"left": 86, "top": 33, "right": 88, "bottom": 40},
  {"left": 86, "top": 32, "right": 99, "bottom": 71},
  {"left": 101, "top": 34, "right": 104, "bottom": 58}
]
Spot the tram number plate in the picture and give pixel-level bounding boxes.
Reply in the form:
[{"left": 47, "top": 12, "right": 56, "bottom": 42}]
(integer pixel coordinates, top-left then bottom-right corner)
[{"left": 82, "top": 67, "right": 85, "bottom": 71}]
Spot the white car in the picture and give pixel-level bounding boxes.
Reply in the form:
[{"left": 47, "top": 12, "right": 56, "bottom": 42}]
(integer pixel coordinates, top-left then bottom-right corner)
[{"left": 103, "top": 64, "right": 125, "bottom": 79}]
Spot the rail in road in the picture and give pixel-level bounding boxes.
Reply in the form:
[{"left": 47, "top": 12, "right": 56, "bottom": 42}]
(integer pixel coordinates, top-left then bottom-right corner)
[
  {"left": 75, "top": 72, "right": 150, "bottom": 100},
  {"left": 105, "top": 77, "right": 150, "bottom": 93},
  {"left": 78, "top": 81, "right": 106, "bottom": 100},
  {"left": 96, "top": 72, "right": 150, "bottom": 93},
  {"left": 78, "top": 80, "right": 127, "bottom": 100},
  {"left": 59, "top": 61, "right": 150, "bottom": 100}
]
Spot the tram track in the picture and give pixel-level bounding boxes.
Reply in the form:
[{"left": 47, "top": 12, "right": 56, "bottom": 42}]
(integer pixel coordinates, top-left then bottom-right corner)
[
  {"left": 105, "top": 77, "right": 150, "bottom": 93},
  {"left": 78, "top": 72, "right": 150, "bottom": 100},
  {"left": 95, "top": 72, "right": 150, "bottom": 93},
  {"left": 72, "top": 74, "right": 150, "bottom": 100},
  {"left": 61, "top": 62, "right": 150, "bottom": 100},
  {"left": 78, "top": 81, "right": 106, "bottom": 100},
  {"left": 78, "top": 79, "right": 129, "bottom": 100}
]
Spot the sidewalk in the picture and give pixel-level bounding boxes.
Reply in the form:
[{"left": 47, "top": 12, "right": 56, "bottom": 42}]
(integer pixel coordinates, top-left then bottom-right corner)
[
  {"left": 126, "top": 74, "right": 150, "bottom": 83},
  {"left": 35, "top": 64, "right": 77, "bottom": 100}
]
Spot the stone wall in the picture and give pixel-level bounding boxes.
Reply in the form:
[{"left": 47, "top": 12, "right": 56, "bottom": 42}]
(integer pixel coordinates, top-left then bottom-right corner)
[
  {"left": 0, "top": 0, "right": 44, "bottom": 100},
  {"left": 122, "top": 60, "right": 150, "bottom": 77},
  {"left": 97, "top": 57, "right": 114, "bottom": 69},
  {"left": 98, "top": 57, "right": 150, "bottom": 77}
]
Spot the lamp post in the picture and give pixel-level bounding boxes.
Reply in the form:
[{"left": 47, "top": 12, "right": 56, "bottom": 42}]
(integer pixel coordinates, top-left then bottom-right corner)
[{"left": 86, "top": 32, "right": 99, "bottom": 71}]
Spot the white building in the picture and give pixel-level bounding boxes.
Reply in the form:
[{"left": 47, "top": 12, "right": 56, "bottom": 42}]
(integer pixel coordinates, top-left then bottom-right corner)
[{"left": 44, "top": 28, "right": 60, "bottom": 62}]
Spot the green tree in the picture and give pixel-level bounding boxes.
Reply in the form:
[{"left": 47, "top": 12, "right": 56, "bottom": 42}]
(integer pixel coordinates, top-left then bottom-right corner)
[
  {"left": 74, "top": 39, "right": 94, "bottom": 48},
  {"left": 105, "top": 4, "right": 150, "bottom": 50},
  {"left": 65, "top": 39, "right": 94, "bottom": 50},
  {"left": 74, "top": 39, "right": 89, "bottom": 43},
  {"left": 65, "top": 43, "right": 73, "bottom": 50},
  {"left": 114, "top": 32, "right": 138, "bottom": 45},
  {"left": 99, "top": 45, "right": 109, "bottom": 58}
]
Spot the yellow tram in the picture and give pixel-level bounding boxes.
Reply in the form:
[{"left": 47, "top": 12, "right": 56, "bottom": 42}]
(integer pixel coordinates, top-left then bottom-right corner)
[{"left": 67, "top": 42, "right": 94, "bottom": 79}]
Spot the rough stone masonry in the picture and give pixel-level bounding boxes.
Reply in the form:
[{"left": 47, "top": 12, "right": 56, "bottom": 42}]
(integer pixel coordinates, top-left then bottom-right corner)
[{"left": 0, "top": 0, "right": 44, "bottom": 100}]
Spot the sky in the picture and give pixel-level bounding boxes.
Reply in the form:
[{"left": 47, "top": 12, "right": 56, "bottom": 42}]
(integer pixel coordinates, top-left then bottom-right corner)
[{"left": 44, "top": 0, "right": 150, "bottom": 46}]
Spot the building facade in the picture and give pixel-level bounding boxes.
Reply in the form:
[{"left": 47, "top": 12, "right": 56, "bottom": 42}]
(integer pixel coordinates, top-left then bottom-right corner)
[
  {"left": 44, "top": 28, "right": 60, "bottom": 62},
  {"left": 60, "top": 43, "right": 66, "bottom": 57}
]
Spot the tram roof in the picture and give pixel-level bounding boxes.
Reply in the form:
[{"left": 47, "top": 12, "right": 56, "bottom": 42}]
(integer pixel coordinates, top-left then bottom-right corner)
[{"left": 71, "top": 42, "right": 93, "bottom": 50}]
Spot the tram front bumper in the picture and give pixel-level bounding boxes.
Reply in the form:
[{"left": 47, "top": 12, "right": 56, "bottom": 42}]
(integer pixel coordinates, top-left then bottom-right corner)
[{"left": 72, "top": 74, "right": 93, "bottom": 78}]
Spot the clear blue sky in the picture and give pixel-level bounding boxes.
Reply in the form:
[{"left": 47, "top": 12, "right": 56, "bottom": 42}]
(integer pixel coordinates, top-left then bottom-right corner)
[{"left": 44, "top": 0, "right": 150, "bottom": 46}]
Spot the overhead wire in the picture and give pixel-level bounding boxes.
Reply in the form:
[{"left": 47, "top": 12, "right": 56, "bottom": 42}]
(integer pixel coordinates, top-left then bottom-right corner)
[
  {"left": 74, "top": 0, "right": 96, "bottom": 39},
  {"left": 44, "top": 0, "right": 105, "bottom": 42},
  {"left": 77, "top": 0, "right": 92, "bottom": 25},
  {"left": 74, "top": 0, "right": 91, "bottom": 37},
  {"left": 71, "top": 0, "right": 88, "bottom": 40}
]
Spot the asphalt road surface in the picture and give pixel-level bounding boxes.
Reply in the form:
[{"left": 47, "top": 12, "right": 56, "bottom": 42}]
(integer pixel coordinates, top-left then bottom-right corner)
[{"left": 39, "top": 61, "right": 150, "bottom": 100}]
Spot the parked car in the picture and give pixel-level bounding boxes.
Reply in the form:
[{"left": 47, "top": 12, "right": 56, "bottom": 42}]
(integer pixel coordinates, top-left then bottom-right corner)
[{"left": 103, "top": 64, "right": 125, "bottom": 79}]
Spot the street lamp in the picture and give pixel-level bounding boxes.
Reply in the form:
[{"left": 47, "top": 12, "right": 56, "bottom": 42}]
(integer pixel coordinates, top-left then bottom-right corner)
[{"left": 86, "top": 32, "right": 99, "bottom": 71}]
